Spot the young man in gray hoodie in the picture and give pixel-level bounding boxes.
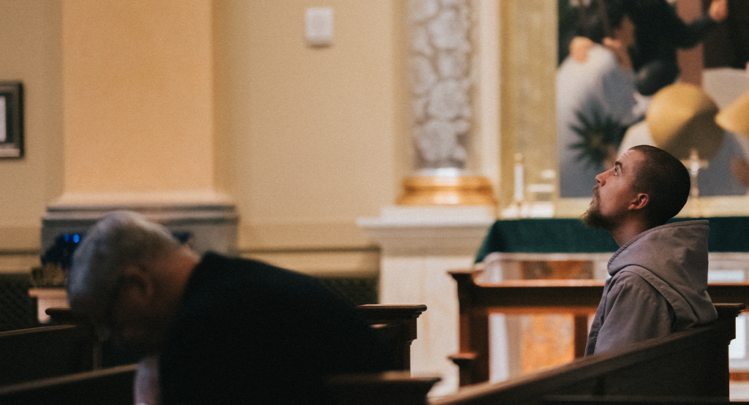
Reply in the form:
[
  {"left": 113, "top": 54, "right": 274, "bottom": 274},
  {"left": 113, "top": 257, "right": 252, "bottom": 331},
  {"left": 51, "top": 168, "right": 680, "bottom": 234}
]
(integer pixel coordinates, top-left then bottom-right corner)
[{"left": 583, "top": 144, "right": 717, "bottom": 355}]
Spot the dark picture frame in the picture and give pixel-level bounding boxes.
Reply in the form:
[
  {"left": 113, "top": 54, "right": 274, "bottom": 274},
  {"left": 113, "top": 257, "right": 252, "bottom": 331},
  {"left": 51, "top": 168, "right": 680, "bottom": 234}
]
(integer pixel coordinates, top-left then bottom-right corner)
[{"left": 0, "top": 81, "right": 23, "bottom": 158}]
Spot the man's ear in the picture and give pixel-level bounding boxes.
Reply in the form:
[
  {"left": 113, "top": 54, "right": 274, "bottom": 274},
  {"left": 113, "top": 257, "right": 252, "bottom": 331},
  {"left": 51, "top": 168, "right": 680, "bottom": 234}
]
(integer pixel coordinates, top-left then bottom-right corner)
[
  {"left": 629, "top": 193, "right": 649, "bottom": 211},
  {"left": 121, "top": 266, "right": 154, "bottom": 304}
]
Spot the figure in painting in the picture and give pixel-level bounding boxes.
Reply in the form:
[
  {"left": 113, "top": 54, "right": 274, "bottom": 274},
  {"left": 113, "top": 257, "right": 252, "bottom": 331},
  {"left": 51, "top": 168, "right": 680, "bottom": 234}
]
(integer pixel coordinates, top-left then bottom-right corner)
[
  {"left": 557, "top": 0, "right": 729, "bottom": 198},
  {"left": 557, "top": 0, "right": 641, "bottom": 198}
]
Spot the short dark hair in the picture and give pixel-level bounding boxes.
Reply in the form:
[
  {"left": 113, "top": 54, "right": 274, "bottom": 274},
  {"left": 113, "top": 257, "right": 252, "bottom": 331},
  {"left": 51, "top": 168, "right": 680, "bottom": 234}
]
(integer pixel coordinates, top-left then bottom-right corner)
[
  {"left": 630, "top": 145, "right": 690, "bottom": 226},
  {"left": 576, "top": 0, "right": 631, "bottom": 44}
]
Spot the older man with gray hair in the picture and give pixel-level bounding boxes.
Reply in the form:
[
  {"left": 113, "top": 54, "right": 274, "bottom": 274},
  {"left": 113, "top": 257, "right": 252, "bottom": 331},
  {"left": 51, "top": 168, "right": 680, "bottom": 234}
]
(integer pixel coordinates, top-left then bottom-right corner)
[{"left": 68, "top": 211, "right": 392, "bottom": 405}]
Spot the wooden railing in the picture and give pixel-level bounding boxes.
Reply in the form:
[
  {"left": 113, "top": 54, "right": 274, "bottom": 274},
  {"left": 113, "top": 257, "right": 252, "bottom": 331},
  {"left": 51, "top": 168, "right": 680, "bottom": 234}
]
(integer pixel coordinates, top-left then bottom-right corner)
[
  {"left": 0, "top": 364, "right": 136, "bottom": 405},
  {"left": 435, "top": 304, "right": 744, "bottom": 405},
  {"left": 2, "top": 303, "right": 743, "bottom": 404},
  {"left": 449, "top": 269, "right": 749, "bottom": 387},
  {"left": 0, "top": 304, "right": 428, "bottom": 403},
  {"left": 0, "top": 366, "right": 442, "bottom": 405},
  {"left": 42, "top": 304, "right": 427, "bottom": 373},
  {"left": 357, "top": 304, "right": 427, "bottom": 372},
  {"left": 0, "top": 324, "right": 100, "bottom": 386}
]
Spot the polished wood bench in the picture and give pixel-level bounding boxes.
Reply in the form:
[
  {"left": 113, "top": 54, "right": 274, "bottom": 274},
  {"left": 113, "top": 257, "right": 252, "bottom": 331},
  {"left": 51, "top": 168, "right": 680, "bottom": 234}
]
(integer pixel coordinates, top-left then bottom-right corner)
[
  {"left": 449, "top": 269, "right": 749, "bottom": 386},
  {"left": 0, "top": 323, "right": 100, "bottom": 386},
  {"left": 358, "top": 304, "right": 427, "bottom": 371},
  {"left": 0, "top": 364, "right": 136, "bottom": 405},
  {"left": 436, "top": 304, "right": 744, "bottom": 405},
  {"left": 45, "top": 304, "right": 427, "bottom": 373},
  {"left": 0, "top": 366, "right": 441, "bottom": 405},
  {"left": 2, "top": 305, "right": 741, "bottom": 404},
  {"left": 0, "top": 305, "right": 429, "bottom": 404}
]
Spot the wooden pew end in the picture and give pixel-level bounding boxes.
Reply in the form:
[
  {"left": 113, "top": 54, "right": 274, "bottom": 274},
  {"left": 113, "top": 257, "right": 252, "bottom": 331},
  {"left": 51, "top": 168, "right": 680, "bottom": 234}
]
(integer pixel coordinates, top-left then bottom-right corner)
[{"left": 326, "top": 371, "right": 440, "bottom": 405}]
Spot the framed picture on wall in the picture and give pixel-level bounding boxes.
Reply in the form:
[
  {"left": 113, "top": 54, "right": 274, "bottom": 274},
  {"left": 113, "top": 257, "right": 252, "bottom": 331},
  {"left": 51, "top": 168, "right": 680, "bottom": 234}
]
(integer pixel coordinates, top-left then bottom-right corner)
[{"left": 0, "top": 81, "right": 23, "bottom": 158}]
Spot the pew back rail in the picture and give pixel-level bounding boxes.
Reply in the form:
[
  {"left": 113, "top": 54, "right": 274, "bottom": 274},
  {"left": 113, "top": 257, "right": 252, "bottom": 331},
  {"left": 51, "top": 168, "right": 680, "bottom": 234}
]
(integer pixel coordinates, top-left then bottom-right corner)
[
  {"left": 0, "top": 324, "right": 100, "bottom": 386},
  {"left": 435, "top": 303, "right": 743, "bottom": 405},
  {"left": 450, "top": 269, "right": 749, "bottom": 387}
]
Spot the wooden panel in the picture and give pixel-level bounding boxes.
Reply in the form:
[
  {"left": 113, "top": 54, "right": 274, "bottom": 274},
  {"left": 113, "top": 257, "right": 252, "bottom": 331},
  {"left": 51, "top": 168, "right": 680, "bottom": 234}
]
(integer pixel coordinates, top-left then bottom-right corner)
[
  {"left": 0, "top": 324, "right": 99, "bottom": 386},
  {"left": 436, "top": 304, "right": 742, "bottom": 404},
  {"left": 0, "top": 364, "right": 136, "bottom": 405},
  {"left": 449, "top": 269, "right": 749, "bottom": 387}
]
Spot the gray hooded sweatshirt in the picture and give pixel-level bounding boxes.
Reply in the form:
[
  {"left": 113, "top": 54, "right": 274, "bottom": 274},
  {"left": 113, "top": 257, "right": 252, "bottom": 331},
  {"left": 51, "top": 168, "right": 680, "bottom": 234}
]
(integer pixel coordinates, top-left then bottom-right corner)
[{"left": 585, "top": 220, "right": 717, "bottom": 355}]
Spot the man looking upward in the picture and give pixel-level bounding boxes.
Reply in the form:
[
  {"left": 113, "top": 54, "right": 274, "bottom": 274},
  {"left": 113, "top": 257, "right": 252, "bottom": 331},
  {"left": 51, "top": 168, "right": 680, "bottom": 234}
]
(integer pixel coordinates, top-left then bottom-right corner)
[{"left": 583, "top": 145, "right": 717, "bottom": 355}]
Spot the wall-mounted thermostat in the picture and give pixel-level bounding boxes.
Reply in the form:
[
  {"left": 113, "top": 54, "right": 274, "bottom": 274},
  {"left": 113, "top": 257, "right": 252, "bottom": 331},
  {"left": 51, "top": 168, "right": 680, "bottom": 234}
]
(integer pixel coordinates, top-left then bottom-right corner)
[{"left": 305, "top": 7, "right": 333, "bottom": 47}]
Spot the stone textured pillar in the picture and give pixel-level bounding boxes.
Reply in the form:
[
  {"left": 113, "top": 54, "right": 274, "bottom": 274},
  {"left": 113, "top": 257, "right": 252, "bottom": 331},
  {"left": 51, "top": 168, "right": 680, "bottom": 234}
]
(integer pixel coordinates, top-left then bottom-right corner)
[{"left": 398, "top": 0, "right": 495, "bottom": 206}]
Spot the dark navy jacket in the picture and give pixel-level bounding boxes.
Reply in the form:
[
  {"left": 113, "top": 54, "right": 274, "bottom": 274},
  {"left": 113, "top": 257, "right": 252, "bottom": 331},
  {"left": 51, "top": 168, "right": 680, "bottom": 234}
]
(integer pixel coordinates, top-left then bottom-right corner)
[{"left": 159, "top": 252, "right": 393, "bottom": 405}]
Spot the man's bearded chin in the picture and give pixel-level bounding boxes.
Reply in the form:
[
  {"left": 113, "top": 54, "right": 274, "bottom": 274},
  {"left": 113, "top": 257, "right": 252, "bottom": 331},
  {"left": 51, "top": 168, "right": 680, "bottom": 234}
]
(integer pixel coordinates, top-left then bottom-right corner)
[{"left": 581, "top": 202, "right": 612, "bottom": 230}]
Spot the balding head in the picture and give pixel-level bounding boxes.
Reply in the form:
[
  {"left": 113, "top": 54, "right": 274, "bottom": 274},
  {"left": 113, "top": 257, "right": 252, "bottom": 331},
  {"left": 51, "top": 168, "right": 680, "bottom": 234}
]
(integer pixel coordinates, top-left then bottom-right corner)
[{"left": 67, "top": 211, "right": 182, "bottom": 315}]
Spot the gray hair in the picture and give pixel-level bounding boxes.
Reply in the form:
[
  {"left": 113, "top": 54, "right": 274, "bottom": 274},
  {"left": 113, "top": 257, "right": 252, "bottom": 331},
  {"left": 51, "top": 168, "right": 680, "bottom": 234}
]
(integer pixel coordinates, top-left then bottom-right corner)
[{"left": 67, "top": 211, "right": 181, "bottom": 310}]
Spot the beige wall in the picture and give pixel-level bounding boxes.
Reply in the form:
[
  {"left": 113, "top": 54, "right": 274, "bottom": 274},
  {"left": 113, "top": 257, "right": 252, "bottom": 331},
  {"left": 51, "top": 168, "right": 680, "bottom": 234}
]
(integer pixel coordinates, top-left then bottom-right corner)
[
  {"left": 213, "top": 1, "right": 408, "bottom": 273},
  {"left": 0, "top": 0, "right": 63, "bottom": 256},
  {"left": 0, "top": 1, "right": 409, "bottom": 276},
  {"left": 62, "top": 0, "right": 216, "bottom": 196}
]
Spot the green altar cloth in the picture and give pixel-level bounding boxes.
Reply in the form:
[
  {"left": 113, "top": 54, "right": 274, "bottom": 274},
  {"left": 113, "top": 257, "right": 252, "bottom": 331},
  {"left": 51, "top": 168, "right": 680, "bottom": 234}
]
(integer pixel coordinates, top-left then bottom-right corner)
[{"left": 475, "top": 217, "right": 749, "bottom": 263}]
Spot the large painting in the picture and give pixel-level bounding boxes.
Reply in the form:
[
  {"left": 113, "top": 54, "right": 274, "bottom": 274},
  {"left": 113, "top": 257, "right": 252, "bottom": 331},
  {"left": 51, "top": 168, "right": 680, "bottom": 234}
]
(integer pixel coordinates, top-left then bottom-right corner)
[{"left": 556, "top": 0, "right": 749, "bottom": 200}]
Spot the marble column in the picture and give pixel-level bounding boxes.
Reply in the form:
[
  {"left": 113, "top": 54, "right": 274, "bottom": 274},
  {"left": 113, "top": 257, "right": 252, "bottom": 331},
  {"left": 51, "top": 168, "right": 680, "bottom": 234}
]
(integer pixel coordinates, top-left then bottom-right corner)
[
  {"left": 43, "top": 0, "right": 237, "bottom": 254},
  {"left": 398, "top": 0, "right": 495, "bottom": 206},
  {"left": 359, "top": 0, "right": 500, "bottom": 396}
]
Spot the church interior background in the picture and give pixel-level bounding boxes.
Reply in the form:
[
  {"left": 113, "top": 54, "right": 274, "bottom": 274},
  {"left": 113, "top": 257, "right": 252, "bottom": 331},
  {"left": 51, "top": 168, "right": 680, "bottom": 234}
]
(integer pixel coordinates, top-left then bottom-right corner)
[{"left": 0, "top": 0, "right": 748, "bottom": 399}]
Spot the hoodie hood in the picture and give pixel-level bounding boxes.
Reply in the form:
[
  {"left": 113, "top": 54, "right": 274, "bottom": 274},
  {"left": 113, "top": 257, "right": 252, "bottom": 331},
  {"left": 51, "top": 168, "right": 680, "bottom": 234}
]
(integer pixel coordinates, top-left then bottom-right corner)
[{"left": 607, "top": 220, "right": 716, "bottom": 328}]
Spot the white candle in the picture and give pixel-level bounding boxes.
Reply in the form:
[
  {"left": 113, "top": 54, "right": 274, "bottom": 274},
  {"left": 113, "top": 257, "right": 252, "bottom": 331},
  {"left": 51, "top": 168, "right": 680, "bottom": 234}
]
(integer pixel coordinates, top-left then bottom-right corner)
[{"left": 514, "top": 153, "right": 524, "bottom": 202}]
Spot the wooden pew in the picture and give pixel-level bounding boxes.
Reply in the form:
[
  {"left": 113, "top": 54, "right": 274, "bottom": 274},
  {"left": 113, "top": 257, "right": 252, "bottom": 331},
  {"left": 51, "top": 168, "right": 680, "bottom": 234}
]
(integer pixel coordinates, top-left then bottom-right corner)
[
  {"left": 44, "top": 304, "right": 427, "bottom": 373},
  {"left": 0, "top": 366, "right": 440, "bottom": 405},
  {"left": 326, "top": 371, "right": 440, "bottom": 405},
  {"left": 434, "top": 304, "right": 745, "bottom": 405},
  {"left": 0, "top": 305, "right": 429, "bottom": 404},
  {"left": 2, "top": 306, "right": 740, "bottom": 404},
  {"left": 449, "top": 269, "right": 749, "bottom": 387},
  {"left": 0, "top": 324, "right": 100, "bottom": 386},
  {"left": 357, "top": 304, "right": 427, "bottom": 371},
  {"left": 0, "top": 364, "right": 136, "bottom": 405}
]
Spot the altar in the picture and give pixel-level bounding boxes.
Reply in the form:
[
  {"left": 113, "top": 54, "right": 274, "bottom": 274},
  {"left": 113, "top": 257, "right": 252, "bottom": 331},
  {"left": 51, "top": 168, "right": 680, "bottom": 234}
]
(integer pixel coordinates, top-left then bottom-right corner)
[{"left": 473, "top": 217, "right": 749, "bottom": 381}]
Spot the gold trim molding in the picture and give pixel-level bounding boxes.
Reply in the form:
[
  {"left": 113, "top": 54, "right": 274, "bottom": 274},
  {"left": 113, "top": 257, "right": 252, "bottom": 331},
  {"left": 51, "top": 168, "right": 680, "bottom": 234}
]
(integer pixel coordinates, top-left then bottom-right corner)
[{"left": 397, "top": 176, "right": 497, "bottom": 206}]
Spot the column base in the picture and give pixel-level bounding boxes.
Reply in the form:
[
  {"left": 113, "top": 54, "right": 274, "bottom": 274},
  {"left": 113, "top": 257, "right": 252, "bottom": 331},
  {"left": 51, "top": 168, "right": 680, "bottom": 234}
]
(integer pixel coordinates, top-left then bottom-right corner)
[
  {"left": 41, "top": 192, "right": 238, "bottom": 255},
  {"left": 357, "top": 205, "right": 495, "bottom": 396},
  {"left": 397, "top": 176, "right": 497, "bottom": 206}
]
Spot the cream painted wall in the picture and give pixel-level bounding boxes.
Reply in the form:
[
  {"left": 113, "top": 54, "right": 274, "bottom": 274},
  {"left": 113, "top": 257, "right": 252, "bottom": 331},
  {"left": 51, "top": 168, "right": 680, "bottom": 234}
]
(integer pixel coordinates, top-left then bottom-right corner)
[
  {"left": 0, "top": 1, "right": 410, "bottom": 277},
  {"left": 214, "top": 1, "right": 407, "bottom": 258},
  {"left": 0, "top": 0, "right": 63, "bottom": 254},
  {"left": 62, "top": 0, "right": 215, "bottom": 195}
]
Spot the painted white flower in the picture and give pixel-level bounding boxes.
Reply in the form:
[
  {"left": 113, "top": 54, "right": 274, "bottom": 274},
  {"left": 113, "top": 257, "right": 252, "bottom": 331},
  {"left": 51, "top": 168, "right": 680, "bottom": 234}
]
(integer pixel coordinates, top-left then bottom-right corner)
[
  {"left": 440, "top": 0, "right": 467, "bottom": 7},
  {"left": 427, "top": 79, "right": 468, "bottom": 120},
  {"left": 453, "top": 118, "right": 470, "bottom": 135},
  {"left": 415, "top": 120, "right": 458, "bottom": 164},
  {"left": 413, "top": 96, "right": 429, "bottom": 123},
  {"left": 428, "top": 8, "right": 469, "bottom": 51},
  {"left": 436, "top": 50, "right": 467, "bottom": 79},
  {"left": 411, "top": 25, "right": 433, "bottom": 57},
  {"left": 451, "top": 142, "right": 467, "bottom": 163},
  {"left": 409, "top": 0, "right": 439, "bottom": 23},
  {"left": 411, "top": 55, "right": 438, "bottom": 96}
]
